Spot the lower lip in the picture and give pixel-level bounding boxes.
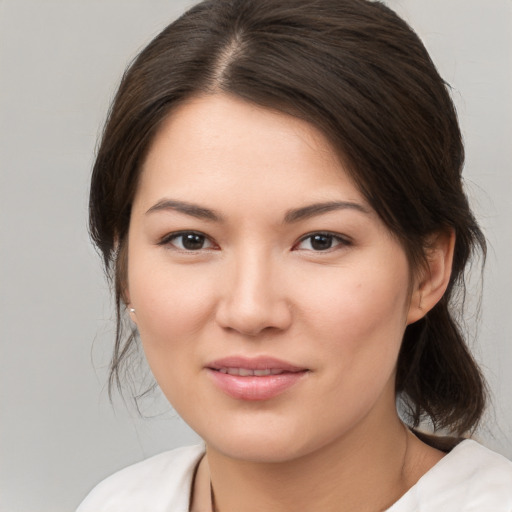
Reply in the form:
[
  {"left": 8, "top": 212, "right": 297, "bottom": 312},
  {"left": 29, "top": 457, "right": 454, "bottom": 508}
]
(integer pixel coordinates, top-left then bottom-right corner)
[{"left": 206, "top": 369, "right": 308, "bottom": 401}]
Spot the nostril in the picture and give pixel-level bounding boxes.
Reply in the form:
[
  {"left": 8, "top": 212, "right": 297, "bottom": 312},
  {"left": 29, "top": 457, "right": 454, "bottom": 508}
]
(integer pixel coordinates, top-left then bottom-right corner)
[
  {"left": 216, "top": 302, "right": 292, "bottom": 337},
  {"left": 215, "top": 263, "right": 293, "bottom": 335}
]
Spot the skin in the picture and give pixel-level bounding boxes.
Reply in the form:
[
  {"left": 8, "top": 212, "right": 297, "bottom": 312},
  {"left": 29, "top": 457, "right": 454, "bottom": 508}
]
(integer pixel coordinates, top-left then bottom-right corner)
[{"left": 126, "top": 94, "right": 454, "bottom": 511}]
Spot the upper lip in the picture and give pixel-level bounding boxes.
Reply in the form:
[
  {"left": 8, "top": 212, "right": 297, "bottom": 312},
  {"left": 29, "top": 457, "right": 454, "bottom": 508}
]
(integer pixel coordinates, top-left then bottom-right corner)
[{"left": 206, "top": 356, "right": 307, "bottom": 373}]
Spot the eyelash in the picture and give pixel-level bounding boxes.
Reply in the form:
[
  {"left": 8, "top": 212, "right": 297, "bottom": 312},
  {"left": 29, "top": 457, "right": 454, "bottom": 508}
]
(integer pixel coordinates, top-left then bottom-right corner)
[
  {"left": 158, "top": 230, "right": 351, "bottom": 253},
  {"left": 158, "top": 231, "right": 218, "bottom": 251},
  {"left": 294, "top": 232, "right": 352, "bottom": 252}
]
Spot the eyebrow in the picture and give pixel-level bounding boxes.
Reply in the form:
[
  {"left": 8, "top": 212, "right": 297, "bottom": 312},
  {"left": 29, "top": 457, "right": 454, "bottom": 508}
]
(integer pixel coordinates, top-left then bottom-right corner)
[
  {"left": 146, "top": 198, "right": 370, "bottom": 223},
  {"left": 283, "top": 201, "right": 370, "bottom": 223},
  {"left": 146, "top": 199, "right": 224, "bottom": 222}
]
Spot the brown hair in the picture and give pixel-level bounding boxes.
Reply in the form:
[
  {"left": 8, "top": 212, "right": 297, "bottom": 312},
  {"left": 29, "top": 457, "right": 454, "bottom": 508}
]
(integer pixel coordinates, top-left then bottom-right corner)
[{"left": 89, "top": 0, "right": 487, "bottom": 435}]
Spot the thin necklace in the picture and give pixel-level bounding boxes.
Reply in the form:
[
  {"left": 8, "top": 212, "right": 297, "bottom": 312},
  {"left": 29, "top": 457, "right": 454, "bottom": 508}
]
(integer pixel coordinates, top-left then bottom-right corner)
[{"left": 210, "top": 481, "right": 217, "bottom": 512}]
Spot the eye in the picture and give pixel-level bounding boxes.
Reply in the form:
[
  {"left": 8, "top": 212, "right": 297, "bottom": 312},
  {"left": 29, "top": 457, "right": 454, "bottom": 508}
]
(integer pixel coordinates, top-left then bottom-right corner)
[
  {"left": 159, "top": 231, "right": 216, "bottom": 251},
  {"left": 294, "top": 232, "right": 351, "bottom": 251}
]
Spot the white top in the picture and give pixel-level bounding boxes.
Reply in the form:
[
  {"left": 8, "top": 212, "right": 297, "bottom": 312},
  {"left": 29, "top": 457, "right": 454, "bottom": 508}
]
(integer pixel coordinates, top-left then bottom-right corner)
[{"left": 77, "top": 440, "right": 512, "bottom": 512}]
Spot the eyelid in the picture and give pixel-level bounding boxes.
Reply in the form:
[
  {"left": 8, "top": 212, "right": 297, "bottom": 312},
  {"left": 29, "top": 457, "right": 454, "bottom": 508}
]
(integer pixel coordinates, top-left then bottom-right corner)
[
  {"left": 293, "top": 231, "right": 352, "bottom": 251},
  {"left": 157, "top": 230, "right": 218, "bottom": 251}
]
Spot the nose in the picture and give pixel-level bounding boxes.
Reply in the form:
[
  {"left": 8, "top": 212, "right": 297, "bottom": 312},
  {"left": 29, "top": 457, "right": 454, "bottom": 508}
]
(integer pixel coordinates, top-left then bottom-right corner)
[{"left": 215, "top": 251, "right": 292, "bottom": 337}]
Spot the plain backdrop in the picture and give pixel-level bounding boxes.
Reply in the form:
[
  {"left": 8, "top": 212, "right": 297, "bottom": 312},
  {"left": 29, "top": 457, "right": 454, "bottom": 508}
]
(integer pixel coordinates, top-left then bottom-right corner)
[{"left": 0, "top": 1, "right": 511, "bottom": 510}]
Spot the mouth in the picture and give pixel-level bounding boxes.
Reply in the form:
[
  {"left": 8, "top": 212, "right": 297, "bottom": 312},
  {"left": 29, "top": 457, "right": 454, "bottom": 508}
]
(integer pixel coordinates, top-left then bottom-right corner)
[
  {"left": 205, "top": 356, "right": 309, "bottom": 401},
  {"left": 215, "top": 367, "right": 291, "bottom": 376}
]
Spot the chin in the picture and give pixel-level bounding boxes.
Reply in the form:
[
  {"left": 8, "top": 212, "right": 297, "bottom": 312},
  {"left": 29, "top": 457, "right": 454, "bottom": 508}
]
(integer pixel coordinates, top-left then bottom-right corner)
[
  {"left": 210, "top": 437, "right": 310, "bottom": 464},
  {"left": 196, "top": 416, "right": 335, "bottom": 464}
]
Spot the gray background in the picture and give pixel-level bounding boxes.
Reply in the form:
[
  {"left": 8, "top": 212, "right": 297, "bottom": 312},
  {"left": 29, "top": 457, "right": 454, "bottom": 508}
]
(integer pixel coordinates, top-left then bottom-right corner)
[{"left": 0, "top": 1, "right": 510, "bottom": 510}]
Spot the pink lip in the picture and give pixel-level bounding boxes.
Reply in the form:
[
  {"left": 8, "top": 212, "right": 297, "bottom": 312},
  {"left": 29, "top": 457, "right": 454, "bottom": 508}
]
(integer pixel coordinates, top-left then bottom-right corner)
[{"left": 205, "top": 356, "right": 309, "bottom": 401}]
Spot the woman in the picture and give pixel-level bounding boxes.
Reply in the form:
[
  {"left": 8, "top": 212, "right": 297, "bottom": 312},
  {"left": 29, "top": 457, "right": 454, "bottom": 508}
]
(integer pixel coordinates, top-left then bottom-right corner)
[{"left": 78, "top": 0, "right": 512, "bottom": 510}]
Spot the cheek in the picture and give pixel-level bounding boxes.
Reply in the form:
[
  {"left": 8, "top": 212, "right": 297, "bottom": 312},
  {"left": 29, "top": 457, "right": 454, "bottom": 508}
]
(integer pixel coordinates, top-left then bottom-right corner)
[
  {"left": 299, "top": 259, "right": 410, "bottom": 382},
  {"left": 301, "top": 260, "right": 409, "bottom": 330},
  {"left": 133, "top": 274, "right": 208, "bottom": 336},
  {"left": 127, "top": 254, "right": 217, "bottom": 380}
]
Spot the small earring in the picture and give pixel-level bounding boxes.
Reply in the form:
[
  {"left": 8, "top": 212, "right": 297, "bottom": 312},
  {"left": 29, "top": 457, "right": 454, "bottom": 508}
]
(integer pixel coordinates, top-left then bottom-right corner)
[{"left": 129, "top": 308, "right": 136, "bottom": 313}]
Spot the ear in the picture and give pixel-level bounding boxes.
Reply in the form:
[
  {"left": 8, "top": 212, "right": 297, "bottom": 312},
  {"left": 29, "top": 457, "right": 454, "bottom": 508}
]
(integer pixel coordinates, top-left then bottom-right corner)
[
  {"left": 124, "top": 292, "right": 138, "bottom": 324},
  {"left": 407, "top": 230, "right": 455, "bottom": 325},
  {"left": 116, "top": 237, "right": 136, "bottom": 322},
  {"left": 120, "top": 279, "right": 136, "bottom": 322},
  {"left": 128, "top": 305, "right": 137, "bottom": 323}
]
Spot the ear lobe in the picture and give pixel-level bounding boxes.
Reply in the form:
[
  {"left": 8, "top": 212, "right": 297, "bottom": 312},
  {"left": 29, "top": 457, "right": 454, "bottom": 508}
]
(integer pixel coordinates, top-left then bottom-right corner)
[
  {"left": 123, "top": 290, "right": 137, "bottom": 324},
  {"left": 123, "top": 287, "right": 136, "bottom": 322},
  {"left": 128, "top": 305, "right": 137, "bottom": 323},
  {"left": 407, "top": 230, "right": 455, "bottom": 325}
]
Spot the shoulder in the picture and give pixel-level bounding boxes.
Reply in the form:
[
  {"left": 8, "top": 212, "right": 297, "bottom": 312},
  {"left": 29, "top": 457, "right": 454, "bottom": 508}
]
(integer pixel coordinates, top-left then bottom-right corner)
[
  {"left": 390, "top": 440, "right": 512, "bottom": 511},
  {"left": 76, "top": 444, "right": 205, "bottom": 512},
  {"left": 448, "top": 440, "right": 512, "bottom": 492}
]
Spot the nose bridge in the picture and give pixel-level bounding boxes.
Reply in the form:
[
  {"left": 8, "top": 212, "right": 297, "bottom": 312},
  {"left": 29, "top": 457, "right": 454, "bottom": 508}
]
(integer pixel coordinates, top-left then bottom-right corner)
[
  {"left": 236, "top": 248, "right": 273, "bottom": 307},
  {"left": 217, "top": 244, "right": 291, "bottom": 335}
]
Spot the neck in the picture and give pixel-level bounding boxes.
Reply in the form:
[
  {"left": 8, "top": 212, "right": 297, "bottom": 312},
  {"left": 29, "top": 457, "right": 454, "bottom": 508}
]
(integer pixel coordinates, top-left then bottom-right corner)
[{"left": 205, "top": 411, "right": 435, "bottom": 512}]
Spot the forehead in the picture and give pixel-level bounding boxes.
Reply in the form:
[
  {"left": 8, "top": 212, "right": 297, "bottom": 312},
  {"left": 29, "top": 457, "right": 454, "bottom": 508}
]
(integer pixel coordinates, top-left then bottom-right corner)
[{"left": 136, "top": 94, "right": 367, "bottom": 215}]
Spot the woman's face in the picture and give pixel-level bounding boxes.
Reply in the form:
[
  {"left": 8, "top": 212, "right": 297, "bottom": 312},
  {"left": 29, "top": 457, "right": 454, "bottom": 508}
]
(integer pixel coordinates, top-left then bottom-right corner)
[{"left": 127, "top": 94, "right": 417, "bottom": 462}]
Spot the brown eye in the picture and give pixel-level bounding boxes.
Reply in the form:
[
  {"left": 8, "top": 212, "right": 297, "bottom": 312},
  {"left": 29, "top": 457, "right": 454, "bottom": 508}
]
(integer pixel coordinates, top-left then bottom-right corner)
[
  {"left": 161, "top": 231, "right": 215, "bottom": 251},
  {"left": 310, "top": 234, "right": 334, "bottom": 250},
  {"left": 181, "top": 233, "right": 206, "bottom": 250},
  {"left": 295, "top": 232, "right": 350, "bottom": 251}
]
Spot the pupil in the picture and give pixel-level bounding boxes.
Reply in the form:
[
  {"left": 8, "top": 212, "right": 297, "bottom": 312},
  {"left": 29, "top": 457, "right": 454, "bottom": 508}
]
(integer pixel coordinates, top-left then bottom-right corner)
[
  {"left": 183, "top": 233, "right": 205, "bottom": 250},
  {"left": 311, "top": 234, "right": 332, "bottom": 250}
]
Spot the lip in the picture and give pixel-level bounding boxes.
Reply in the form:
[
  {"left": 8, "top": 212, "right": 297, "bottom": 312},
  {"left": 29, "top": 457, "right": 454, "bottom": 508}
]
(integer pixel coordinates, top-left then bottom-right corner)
[{"left": 205, "top": 356, "right": 309, "bottom": 401}]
